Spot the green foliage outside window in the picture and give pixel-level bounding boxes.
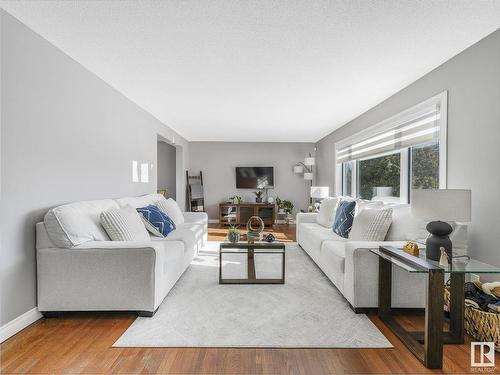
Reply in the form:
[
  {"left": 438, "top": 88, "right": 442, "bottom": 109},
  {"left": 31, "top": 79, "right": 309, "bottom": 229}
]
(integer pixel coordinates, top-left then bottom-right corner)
[
  {"left": 411, "top": 142, "right": 439, "bottom": 189},
  {"left": 358, "top": 154, "right": 401, "bottom": 200}
]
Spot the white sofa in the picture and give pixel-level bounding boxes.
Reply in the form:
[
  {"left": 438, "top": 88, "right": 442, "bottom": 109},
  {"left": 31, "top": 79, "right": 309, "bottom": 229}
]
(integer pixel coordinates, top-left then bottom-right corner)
[
  {"left": 296, "top": 202, "right": 467, "bottom": 311},
  {"left": 36, "top": 193, "right": 207, "bottom": 316}
]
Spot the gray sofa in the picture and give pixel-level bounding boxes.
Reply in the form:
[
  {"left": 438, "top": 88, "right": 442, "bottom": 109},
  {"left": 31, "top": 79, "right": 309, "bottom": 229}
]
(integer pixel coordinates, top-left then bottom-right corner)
[{"left": 36, "top": 193, "right": 207, "bottom": 316}]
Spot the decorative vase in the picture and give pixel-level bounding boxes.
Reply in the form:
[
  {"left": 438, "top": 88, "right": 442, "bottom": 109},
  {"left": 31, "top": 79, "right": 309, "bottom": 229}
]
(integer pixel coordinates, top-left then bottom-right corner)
[
  {"left": 425, "top": 221, "right": 453, "bottom": 261},
  {"left": 256, "top": 197, "right": 262, "bottom": 203},
  {"left": 228, "top": 232, "right": 240, "bottom": 243},
  {"left": 246, "top": 216, "right": 264, "bottom": 243}
]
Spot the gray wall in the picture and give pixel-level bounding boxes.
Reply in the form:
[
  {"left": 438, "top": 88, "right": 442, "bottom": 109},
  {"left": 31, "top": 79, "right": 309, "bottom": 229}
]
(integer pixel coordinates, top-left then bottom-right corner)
[
  {"left": 316, "top": 29, "right": 500, "bottom": 268},
  {"left": 157, "top": 141, "right": 177, "bottom": 200},
  {"left": 189, "top": 142, "right": 315, "bottom": 220},
  {"left": 0, "top": 10, "right": 189, "bottom": 325}
]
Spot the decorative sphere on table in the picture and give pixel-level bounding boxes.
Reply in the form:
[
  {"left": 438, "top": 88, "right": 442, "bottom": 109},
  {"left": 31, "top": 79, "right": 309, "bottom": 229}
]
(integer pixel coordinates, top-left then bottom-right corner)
[
  {"left": 265, "top": 233, "right": 275, "bottom": 243},
  {"left": 246, "top": 216, "right": 264, "bottom": 243}
]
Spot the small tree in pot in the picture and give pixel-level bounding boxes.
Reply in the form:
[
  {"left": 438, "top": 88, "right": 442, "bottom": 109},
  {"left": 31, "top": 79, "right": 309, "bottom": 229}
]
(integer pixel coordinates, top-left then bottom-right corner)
[
  {"left": 254, "top": 190, "right": 263, "bottom": 203},
  {"left": 227, "top": 225, "right": 241, "bottom": 243}
]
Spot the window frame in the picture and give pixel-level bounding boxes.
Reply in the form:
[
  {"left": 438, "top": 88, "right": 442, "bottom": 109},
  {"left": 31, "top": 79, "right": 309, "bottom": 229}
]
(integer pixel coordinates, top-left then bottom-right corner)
[{"left": 335, "top": 91, "right": 447, "bottom": 203}]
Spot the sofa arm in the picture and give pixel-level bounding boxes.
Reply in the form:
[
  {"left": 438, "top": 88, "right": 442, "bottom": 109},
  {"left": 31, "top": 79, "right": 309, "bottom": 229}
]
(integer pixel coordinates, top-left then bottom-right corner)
[
  {"left": 37, "top": 240, "right": 172, "bottom": 312},
  {"left": 296, "top": 212, "right": 317, "bottom": 225},
  {"left": 295, "top": 213, "right": 318, "bottom": 245},
  {"left": 343, "top": 241, "right": 425, "bottom": 309},
  {"left": 183, "top": 211, "right": 208, "bottom": 224}
]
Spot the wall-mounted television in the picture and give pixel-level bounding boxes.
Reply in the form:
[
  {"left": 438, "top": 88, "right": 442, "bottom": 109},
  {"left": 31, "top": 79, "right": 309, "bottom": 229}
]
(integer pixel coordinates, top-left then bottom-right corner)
[{"left": 236, "top": 167, "right": 274, "bottom": 189}]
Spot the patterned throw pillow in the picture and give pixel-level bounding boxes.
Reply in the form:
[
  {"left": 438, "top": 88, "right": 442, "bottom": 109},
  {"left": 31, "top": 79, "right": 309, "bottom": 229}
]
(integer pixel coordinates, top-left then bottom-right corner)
[
  {"left": 349, "top": 207, "right": 393, "bottom": 241},
  {"left": 332, "top": 200, "right": 356, "bottom": 238},
  {"left": 100, "top": 206, "right": 151, "bottom": 242},
  {"left": 136, "top": 205, "right": 176, "bottom": 237}
]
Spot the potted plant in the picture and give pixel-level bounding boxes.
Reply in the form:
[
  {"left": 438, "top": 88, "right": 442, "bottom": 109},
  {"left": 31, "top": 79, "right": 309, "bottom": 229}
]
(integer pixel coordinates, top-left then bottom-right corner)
[
  {"left": 282, "top": 200, "right": 294, "bottom": 219},
  {"left": 275, "top": 197, "right": 284, "bottom": 213},
  {"left": 229, "top": 195, "right": 242, "bottom": 204},
  {"left": 227, "top": 225, "right": 241, "bottom": 243},
  {"left": 254, "top": 191, "right": 263, "bottom": 203}
]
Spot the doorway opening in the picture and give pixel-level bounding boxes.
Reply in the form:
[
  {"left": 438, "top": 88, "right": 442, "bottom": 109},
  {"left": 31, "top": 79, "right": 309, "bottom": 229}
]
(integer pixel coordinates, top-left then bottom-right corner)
[{"left": 157, "top": 140, "right": 177, "bottom": 200}]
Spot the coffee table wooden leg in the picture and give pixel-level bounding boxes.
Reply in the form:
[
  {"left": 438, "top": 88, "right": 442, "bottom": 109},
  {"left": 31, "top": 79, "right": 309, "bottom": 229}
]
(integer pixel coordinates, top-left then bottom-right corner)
[
  {"left": 248, "top": 249, "right": 256, "bottom": 280},
  {"left": 424, "top": 269, "right": 444, "bottom": 369}
]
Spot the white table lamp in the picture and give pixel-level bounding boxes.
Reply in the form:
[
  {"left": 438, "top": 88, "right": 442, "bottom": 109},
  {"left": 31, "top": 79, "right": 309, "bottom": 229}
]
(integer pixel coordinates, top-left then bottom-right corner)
[
  {"left": 411, "top": 189, "right": 471, "bottom": 261},
  {"left": 310, "top": 186, "right": 329, "bottom": 199}
]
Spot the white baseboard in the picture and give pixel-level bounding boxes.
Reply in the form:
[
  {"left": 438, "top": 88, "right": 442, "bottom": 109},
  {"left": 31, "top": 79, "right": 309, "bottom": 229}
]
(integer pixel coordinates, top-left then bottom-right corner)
[
  {"left": 208, "top": 219, "right": 219, "bottom": 224},
  {"left": 0, "top": 307, "right": 42, "bottom": 343}
]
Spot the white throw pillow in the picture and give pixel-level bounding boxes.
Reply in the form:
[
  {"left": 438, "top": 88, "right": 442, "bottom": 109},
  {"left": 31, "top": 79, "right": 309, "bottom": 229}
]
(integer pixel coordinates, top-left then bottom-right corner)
[
  {"left": 316, "top": 197, "right": 339, "bottom": 228},
  {"left": 100, "top": 206, "right": 150, "bottom": 242},
  {"left": 155, "top": 198, "right": 185, "bottom": 226},
  {"left": 355, "top": 199, "right": 384, "bottom": 215},
  {"left": 349, "top": 207, "right": 393, "bottom": 241}
]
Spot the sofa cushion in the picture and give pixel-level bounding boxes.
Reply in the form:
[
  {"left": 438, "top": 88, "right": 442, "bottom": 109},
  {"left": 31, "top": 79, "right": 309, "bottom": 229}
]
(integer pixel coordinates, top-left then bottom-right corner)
[
  {"left": 115, "top": 193, "right": 166, "bottom": 209},
  {"left": 385, "top": 204, "right": 429, "bottom": 242},
  {"left": 316, "top": 197, "right": 339, "bottom": 228},
  {"left": 333, "top": 200, "right": 356, "bottom": 238},
  {"left": 44, "top": 199, "right": 119, "bottom": 248},
  {"left": 156, "top": 198, "right": 185, "bottom": 226},
  {"left": 100, "top": 206, "right": 151, "bottom": 242},
  {"left": 136, "top": 205, "right": 176, "bottom": 237},
  {"left": 299, "top": 222, "right": 346, "bottom": 261},
  {"left": 320, "top": 240, "right": 347, "bottom": 291},
  {"left": 349, "top": 207, "right": 393, "bottom": 241}
]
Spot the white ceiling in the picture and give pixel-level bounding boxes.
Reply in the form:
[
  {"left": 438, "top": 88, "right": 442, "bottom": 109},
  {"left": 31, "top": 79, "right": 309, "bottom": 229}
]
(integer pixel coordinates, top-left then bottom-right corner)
[{"left": 2, "top": 1, "right": 500, "bottom": 142}]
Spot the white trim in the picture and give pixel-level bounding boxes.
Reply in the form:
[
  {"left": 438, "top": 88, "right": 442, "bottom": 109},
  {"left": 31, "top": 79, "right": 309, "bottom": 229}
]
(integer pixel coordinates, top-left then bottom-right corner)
[
  {"left": 400, "top": 149, "right": 409, "bottom": 204},
  {"left": 208, "top": 219, "right": 219, "bottom": 224},
  {"left": 0, "top": 308, "right": 42, "bottom": 343}
]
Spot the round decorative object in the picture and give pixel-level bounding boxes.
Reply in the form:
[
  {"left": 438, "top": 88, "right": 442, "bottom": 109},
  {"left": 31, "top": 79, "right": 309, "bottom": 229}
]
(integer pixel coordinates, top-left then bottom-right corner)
[
  {"left": 267, "top": 197, "right": 274, "bottom": 204},
  {"left": 246, "top": 216, "right": 264, "bottom": 243},
  {"left": 265, "top": 233, "right": 275, "bottom": 243}
]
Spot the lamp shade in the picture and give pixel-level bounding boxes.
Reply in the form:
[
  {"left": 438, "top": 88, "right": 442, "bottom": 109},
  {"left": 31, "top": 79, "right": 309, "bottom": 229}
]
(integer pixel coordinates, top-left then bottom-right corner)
[
  {"left": 411, "top": 189, "right": 471, "bottom": 222},
  {"left": 304, "top": 157, "right": 315, "bottom": 166},
  {"left": 310, "top": 186, "right": 329, "bottom": 199},
  {"left": 293, "top": 165, "right": 304, "bottom": 173},
  {"left": 303, "top": 172, "right": 313, "bottom": 180}
]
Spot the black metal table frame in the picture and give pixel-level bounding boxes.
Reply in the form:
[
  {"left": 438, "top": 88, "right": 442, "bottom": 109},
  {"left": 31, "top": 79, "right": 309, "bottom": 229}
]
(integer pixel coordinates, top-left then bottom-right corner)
[
  {"left": 219, "top": 242, "right": 285, "bottom": 284},
  {"left": 377, "top": 246, "right": 465, "bottom": 370}
]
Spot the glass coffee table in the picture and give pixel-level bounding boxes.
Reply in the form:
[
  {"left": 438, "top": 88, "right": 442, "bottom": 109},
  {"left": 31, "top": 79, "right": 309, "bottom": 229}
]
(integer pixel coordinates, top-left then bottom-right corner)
[
  {"left": 219, "top": 242, "right": 285, "bottom": 284},
  {"left": 370, "top": 246, "right": 500, "bottom": 369}
]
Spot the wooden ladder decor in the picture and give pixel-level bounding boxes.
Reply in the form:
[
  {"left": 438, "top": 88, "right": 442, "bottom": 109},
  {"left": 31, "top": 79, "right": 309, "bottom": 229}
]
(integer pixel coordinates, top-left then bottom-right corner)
[{"left": 186, "top": 171, "right": 205, "bottom": 212}]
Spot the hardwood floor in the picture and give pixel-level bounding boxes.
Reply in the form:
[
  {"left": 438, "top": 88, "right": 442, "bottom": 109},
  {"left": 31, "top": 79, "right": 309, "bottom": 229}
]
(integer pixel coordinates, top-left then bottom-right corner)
[{"left": 1, "top": 224, "right": 496, "bottom": 374}]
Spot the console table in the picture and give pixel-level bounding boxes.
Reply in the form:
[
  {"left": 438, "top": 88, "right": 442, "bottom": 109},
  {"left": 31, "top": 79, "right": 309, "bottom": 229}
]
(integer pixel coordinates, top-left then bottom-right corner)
[
  {"left": 370, "top": 246, "right": 500, "bottom": 369},
  {"left": 219, "top": 203, "right": 276, "bottom": 226}
]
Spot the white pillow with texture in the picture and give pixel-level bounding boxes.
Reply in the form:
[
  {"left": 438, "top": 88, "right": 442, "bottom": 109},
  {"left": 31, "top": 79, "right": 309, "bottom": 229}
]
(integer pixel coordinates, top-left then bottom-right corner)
[
  {"left": 316, "top": 197, "right": 339, "bottom": 228},
  {"left": 349, "top": 207, "right": 393, "bottom": 241},
  {"left": 100, "top": 206, "right": 150, "bottom": 242},
  {"left": 156, "top": 198, "right": 185, "bottom": 226}
]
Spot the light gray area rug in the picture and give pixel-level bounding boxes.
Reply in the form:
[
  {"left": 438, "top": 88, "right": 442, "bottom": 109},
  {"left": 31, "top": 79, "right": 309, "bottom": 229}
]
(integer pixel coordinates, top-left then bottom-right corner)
[{"left": 114, "top": 242, "right": 392, "bottom": 348}]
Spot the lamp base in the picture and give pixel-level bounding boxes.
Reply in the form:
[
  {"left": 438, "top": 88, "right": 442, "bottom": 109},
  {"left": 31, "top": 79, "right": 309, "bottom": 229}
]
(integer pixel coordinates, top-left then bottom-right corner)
[{"left": 425, "top": 221, "right": 453, "bottom": 261}]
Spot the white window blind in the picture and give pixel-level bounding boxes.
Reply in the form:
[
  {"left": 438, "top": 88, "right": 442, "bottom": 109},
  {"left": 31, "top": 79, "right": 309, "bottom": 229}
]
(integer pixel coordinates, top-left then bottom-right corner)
[{"left": 336, "top": 94, "right": 445, "bottom": 164}]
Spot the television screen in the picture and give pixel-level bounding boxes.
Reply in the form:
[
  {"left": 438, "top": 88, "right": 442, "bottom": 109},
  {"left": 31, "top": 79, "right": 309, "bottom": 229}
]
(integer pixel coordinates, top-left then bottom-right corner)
[{"left": 236, "top": 167, "right": 274, "bottom": 189}]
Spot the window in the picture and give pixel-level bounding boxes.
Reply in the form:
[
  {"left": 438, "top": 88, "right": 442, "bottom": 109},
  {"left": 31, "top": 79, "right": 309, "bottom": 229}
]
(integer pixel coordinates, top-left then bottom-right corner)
[
  {"left": 336, "top": 92, "right": 447, "bottom": 203},
  {"left": 411, "top": 141, "right": 439, "bottom": 190},
  {"left": 358, "top": 152, "right": 401, "bottom": 201}
]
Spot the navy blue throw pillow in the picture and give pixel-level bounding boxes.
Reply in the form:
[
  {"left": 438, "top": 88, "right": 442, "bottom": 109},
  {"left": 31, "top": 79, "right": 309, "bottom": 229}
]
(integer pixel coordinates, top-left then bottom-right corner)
[
  {"left": 137, "top": 205, "right": 176, "bottom": 237},
  {"left": 332, "top": 200, "right": 356, "bottom": 238}
]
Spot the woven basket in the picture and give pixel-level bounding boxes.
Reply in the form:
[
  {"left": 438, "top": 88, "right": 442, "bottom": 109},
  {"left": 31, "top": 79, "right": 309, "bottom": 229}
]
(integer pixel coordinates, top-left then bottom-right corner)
[{"left": 444, "top": 287, "right": 500, "bottom": 351}]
